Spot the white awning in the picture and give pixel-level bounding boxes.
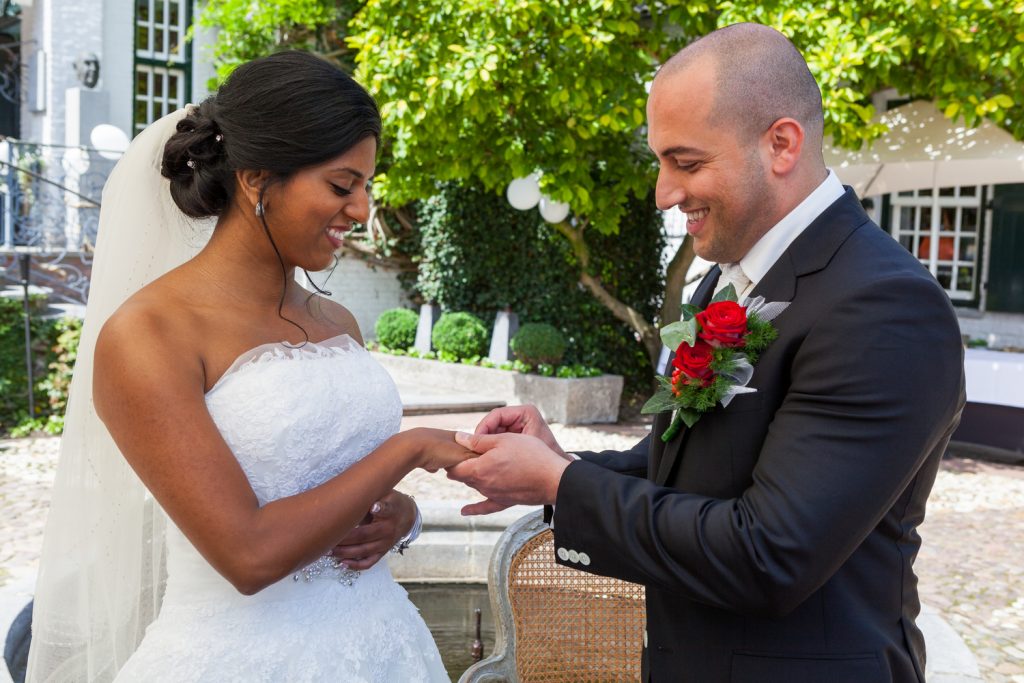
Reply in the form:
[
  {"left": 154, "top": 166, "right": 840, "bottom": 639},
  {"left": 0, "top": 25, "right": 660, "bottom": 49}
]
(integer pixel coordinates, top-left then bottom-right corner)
[{"left": 824, "top": 100, "right": 1024, "bottom": 196}]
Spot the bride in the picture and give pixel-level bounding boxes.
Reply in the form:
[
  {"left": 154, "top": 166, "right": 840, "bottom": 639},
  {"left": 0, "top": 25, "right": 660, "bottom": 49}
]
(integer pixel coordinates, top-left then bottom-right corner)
[{"left": 26, "top": 52, "right": 470, "bottom": 682}]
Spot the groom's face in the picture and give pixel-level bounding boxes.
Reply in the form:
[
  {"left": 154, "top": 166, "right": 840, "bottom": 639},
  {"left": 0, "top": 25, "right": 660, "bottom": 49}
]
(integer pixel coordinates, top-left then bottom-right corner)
[{"left": 647, "top": 60, "right": 775, "bottom": 264}]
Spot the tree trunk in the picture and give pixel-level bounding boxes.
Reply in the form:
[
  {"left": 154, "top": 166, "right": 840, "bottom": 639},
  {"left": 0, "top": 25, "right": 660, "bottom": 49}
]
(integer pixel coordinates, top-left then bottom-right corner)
[
  {"left": 552, "top": 219, "right": 681, "bottom": 369},
  {"left": 660, "top": 235, "right": 697, "bottom": 327}
]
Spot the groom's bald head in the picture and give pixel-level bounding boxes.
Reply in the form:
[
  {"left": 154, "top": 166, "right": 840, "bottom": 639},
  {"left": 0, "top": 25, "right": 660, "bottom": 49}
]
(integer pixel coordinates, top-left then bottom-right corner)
[{"left": 657, "top": 23, "right": 824, "bottom": 151}]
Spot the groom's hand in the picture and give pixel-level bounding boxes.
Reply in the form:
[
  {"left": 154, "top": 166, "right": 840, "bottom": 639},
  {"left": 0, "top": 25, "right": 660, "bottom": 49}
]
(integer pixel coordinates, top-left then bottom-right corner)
[
  {"left": 446, "top": 432, "right": 573, "bottom": 513},
  {"left": 475, "top": 405, "right": 566, "bottom": 457},
  {"left": 330, "top": 490, "right": 415, "bottom": 570}
]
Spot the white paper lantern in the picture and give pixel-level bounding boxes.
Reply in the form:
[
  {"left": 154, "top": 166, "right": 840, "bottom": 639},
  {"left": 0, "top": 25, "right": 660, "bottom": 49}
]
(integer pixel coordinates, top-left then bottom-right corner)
[
  {"left": 506, "top": 173, "right": 541, "bottom": 210},
  {"left": 539, "top": 195, "right": 570, "bottom": 223},
  {"left": 90, "top": 124, "right": 130, "bottom": 160}
]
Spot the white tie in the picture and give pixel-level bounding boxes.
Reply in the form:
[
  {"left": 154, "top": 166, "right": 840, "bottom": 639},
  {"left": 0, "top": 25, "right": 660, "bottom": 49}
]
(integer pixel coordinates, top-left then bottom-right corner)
[{"left": 715, "top": 263, "right": 753, "bottom": 301}]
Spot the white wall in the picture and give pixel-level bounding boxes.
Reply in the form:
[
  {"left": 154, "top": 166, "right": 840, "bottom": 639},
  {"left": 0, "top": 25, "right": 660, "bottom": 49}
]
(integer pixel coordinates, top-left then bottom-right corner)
[
  {"left": 313, "top": 256, "right": 412, "bottom": 340},
  {"left": 21, "top": 0, "right": 218, "bottom": 145},
  {"left": 101, "top": 0, "right": 135, "bottom": 139},
  {"left": 190, "top": 16, "right": 218, "bottom": 102},
  {"left": 21, "top": 0, "right": 107, "bottom": 145}
]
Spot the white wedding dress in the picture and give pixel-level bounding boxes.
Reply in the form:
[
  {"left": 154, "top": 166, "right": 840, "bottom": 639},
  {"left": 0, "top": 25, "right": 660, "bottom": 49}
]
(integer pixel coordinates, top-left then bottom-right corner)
[{"left": 113, "top": 334, "right": 449, "bottom": 682}]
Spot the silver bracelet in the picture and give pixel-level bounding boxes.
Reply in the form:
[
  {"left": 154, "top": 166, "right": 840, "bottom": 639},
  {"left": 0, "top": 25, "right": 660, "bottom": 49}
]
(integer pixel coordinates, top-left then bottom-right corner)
[{"left": 390, "top": 496, "right": 421, "bottom": 555}]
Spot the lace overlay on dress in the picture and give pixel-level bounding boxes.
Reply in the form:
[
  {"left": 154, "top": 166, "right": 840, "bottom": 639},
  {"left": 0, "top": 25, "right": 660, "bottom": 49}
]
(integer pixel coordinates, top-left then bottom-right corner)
[{"left": 114, "top": 336, "right": 448, "bottom": 682}]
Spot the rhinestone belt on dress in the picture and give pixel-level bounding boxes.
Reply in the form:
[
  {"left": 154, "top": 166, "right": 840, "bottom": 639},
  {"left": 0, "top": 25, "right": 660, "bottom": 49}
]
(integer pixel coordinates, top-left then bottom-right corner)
[{"left": 292, "top": 555, "right": 361, "bottom": 586}]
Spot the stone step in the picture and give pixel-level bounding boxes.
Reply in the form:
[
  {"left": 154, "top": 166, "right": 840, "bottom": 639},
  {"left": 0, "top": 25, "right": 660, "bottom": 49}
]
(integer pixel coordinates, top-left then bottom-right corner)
[{"left": 395, "top": 383, "right": 505, "bottom": 416}]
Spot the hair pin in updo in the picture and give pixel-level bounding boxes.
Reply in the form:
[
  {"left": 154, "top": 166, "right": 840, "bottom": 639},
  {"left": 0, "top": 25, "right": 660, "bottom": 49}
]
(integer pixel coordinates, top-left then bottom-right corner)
[
  {"left": 215, "top": 134, "right": 224, "bottom": 143},
  {"left": 186, "top": 159, "right": 197, "bottom": 169}
]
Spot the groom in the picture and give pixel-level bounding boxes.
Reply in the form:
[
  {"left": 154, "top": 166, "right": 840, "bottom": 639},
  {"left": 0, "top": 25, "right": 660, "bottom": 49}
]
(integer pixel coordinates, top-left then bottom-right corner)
[{"left": 448, "top": 23, "right": 965, "bottom": 683}]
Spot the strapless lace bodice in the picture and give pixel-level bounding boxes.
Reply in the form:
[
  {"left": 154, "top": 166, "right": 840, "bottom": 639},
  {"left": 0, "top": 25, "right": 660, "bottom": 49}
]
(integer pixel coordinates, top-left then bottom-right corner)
[
  {"left": 114, "top": 336, "right": 448, "bottom": 682},
  {"left": 204, "top": 334, "right": 402, "bottom": 505}
]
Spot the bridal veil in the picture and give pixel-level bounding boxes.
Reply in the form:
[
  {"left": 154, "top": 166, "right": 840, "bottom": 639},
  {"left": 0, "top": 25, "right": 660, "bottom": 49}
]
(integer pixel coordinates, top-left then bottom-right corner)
[{"left": 26, "top": 108, "right": 215, "bottom": 682}]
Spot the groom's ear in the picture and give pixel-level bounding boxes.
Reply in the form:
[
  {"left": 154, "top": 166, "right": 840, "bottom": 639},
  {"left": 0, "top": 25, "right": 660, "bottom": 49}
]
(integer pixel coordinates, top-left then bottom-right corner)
[
  {"left": 235, "top": 169, "right": 272, "bottom": 213},
  {"left": 763, "top": 117, "right": 804, "bottom": 177}
]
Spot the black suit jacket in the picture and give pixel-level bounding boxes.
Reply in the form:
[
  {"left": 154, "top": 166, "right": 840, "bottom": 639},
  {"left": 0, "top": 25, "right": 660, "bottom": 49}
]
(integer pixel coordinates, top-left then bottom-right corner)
[{"left": 552, "top": 190, "right": 965, "bottom": 683}]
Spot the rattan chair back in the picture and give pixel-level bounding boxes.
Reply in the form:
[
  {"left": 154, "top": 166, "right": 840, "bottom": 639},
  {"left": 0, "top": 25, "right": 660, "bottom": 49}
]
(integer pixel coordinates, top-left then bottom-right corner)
[{"left": 459, "top": 509, "right": 646, "bottom": 683}]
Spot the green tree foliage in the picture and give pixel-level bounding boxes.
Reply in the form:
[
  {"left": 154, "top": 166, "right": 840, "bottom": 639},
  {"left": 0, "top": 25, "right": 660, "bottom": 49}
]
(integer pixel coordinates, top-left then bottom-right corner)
[
  {"left": 348, "top": 1, "right": 697, "bottom": 364},
  {"left": 715, "top": 1, "right": 1024, "bottom": 147},
  {"left": 347, "top": 1, "right": 693, "bottom": 234},
  {"left": 346, "top": 0, "right": 1023, "bottom": 364},
  {"left": 192, "top": 0, "right": 358, "bottom": 84},
  {"left": 196, "top": 0, "right": 1023, "bottom": 368}
]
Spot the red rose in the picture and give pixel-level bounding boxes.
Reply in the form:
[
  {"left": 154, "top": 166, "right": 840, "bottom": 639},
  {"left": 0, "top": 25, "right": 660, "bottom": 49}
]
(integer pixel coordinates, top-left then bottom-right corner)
[
  {"left": 672, "top": 339, "right": 715, "bottom": 388},
  {"left": 697, "top": 301, "right": 748, "bottom": 348}
]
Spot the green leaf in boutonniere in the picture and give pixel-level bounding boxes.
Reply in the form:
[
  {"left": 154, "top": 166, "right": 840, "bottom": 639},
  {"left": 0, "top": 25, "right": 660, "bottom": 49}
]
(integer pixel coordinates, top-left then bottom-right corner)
[
  {"left": 678, "top": 407, "right": 702, "bottom": 428},
  {"left": 710, "top": 282, "right": 737, "bottom": 304},
  {"left": 659, "top": 407, "right": 702, "bottom": 442},
  {"left": 661, "top": 318, "right": 698, "bottom": 351},
  {"left": 679, "top": 303, "right": 701, "bottom": 320},
  {"left": 640, "top": 389, "right": 680, "bottom": 415}
]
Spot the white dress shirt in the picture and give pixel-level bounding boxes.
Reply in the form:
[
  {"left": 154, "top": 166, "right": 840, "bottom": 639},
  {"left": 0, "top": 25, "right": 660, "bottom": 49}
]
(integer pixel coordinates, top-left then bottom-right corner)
[{"left": 718, "top": 170, "right": 845, "bottom": 299}]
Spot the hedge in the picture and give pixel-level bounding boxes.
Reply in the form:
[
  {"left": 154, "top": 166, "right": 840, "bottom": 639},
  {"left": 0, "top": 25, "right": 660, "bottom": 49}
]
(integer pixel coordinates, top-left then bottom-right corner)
[{"left": 410, "top": 181, "right": 665, "bottom": 394}]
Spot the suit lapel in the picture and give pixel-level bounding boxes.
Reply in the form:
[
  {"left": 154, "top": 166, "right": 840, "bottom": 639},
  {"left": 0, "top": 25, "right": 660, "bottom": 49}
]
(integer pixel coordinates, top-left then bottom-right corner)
[
  {"left": 649, "top": 189, "right": 870, "bottom": 487},
  {"left": 651, "top": 267, "right": 720, "bottom": 486},
  {"left": 751, "top": 188, "right": 870, "bottom": 302}
]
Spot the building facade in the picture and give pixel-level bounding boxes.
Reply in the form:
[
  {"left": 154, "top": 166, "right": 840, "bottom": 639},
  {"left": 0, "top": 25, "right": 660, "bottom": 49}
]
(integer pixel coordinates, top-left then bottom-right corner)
[
  {"left": 1, "top": 1, "right": 409, "bottom": 334},
  {"left": 14, "top": 0, "right": 216, "bottom": 149}
]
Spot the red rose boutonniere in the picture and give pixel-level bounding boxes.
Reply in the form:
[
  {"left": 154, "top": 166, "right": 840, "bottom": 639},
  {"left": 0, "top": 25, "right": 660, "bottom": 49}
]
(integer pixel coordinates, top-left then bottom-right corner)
[{"left": 642, "top": 284, "right": 789, "bottom": 442}]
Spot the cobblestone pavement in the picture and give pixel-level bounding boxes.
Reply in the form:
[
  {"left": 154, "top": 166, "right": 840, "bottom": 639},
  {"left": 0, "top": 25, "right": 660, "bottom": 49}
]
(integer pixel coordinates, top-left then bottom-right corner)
[
  {"left": 915, "top": 454, "right": 1024, "bottom": 683},
  {"left": 2, "top": 421, "right": 1022, "bottom": 681}
]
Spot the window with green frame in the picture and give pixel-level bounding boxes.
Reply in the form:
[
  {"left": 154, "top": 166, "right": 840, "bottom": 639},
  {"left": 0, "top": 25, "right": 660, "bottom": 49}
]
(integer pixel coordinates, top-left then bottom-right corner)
[
  {"left": 133, "top": 0, "right": 190, "bottom": 135},
  {"left": 889, "top": 186, "right": 983, "bottom": 303}
]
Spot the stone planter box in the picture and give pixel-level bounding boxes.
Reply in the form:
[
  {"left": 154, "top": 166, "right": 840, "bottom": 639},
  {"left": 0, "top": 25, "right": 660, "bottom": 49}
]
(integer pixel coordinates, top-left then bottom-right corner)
[{"left": 373, "top": 352, "right": 624, "bottom": 424}]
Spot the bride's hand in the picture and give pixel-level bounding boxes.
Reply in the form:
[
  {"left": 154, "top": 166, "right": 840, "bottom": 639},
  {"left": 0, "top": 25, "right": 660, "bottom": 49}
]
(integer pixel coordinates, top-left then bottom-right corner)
[
  {"left": 330, "top": 491, "right": 415, "bottom": 571},
  {"left": 404, "top": 428, "right": 478, "bottom": 472}
]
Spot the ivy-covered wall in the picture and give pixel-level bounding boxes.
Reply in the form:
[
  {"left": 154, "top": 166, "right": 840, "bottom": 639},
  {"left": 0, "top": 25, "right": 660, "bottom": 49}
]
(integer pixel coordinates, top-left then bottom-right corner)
[{"left": 411, "top": 182, "right": 665, "bottom": 395}]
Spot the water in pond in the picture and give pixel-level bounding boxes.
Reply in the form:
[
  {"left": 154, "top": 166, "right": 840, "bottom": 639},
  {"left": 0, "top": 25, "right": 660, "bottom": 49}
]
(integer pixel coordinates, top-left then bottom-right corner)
[{"left": 404, "top": 583, "right": 496, "bottom": 680}]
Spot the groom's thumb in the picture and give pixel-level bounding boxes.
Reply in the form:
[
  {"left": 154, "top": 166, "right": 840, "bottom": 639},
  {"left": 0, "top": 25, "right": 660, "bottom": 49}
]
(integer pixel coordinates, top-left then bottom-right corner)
[{"left": 456, "top": 431, "right": 493, "bottom": 453}]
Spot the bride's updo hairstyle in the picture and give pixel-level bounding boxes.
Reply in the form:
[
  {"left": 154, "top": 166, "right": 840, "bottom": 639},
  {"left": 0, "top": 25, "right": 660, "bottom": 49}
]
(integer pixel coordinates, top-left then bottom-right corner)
[{"left": 161, "top": 51, "right": 381, "bottom": 218}]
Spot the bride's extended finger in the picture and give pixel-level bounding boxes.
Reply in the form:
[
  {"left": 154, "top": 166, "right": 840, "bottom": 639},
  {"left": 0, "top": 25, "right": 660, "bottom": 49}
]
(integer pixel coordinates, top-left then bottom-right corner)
[{"left": 461, "top": 499, "right": 509, "bottom": 516}]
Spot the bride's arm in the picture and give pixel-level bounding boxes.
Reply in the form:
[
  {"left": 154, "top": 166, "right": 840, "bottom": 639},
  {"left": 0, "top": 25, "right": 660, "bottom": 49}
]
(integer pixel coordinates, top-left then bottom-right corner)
[{"left": 93, "top": 311, "right": 470, "bottom": 595}]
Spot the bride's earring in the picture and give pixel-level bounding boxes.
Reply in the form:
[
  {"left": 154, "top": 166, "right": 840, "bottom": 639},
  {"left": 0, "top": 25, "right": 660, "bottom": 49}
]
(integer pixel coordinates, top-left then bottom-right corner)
[{"left": 255, "top": 201, "right": 264, "bottom": 217}]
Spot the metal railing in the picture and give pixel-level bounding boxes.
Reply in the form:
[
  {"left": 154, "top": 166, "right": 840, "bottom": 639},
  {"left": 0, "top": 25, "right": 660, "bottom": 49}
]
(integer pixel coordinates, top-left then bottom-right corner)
[{"left": 0, "top": 138, "right": 117, "bottom": 306}]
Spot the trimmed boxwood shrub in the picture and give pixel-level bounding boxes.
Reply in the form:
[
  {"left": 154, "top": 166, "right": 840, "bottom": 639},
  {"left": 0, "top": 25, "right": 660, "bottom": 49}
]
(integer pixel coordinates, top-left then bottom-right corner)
[
  {"left": 374, "top": 308, "right": 418, "bottom": 350},
  {"left": 431, "top": 312, "right": 488, "bottom": 360},
  {"left": 511, "top": 323, "right": 567, "bottom": 367}
]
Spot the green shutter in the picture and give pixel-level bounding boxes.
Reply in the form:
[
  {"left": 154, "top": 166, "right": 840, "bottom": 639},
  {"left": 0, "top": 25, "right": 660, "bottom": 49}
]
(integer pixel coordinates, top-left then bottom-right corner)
[{"left": 987, "top": 184, "right": 1024, "bottom": 313}]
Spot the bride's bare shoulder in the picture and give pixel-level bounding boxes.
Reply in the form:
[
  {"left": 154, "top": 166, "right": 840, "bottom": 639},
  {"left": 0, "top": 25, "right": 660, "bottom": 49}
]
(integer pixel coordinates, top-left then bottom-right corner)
[{"left": 95, "top": 278, "right": 203, "bottom": 373}]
